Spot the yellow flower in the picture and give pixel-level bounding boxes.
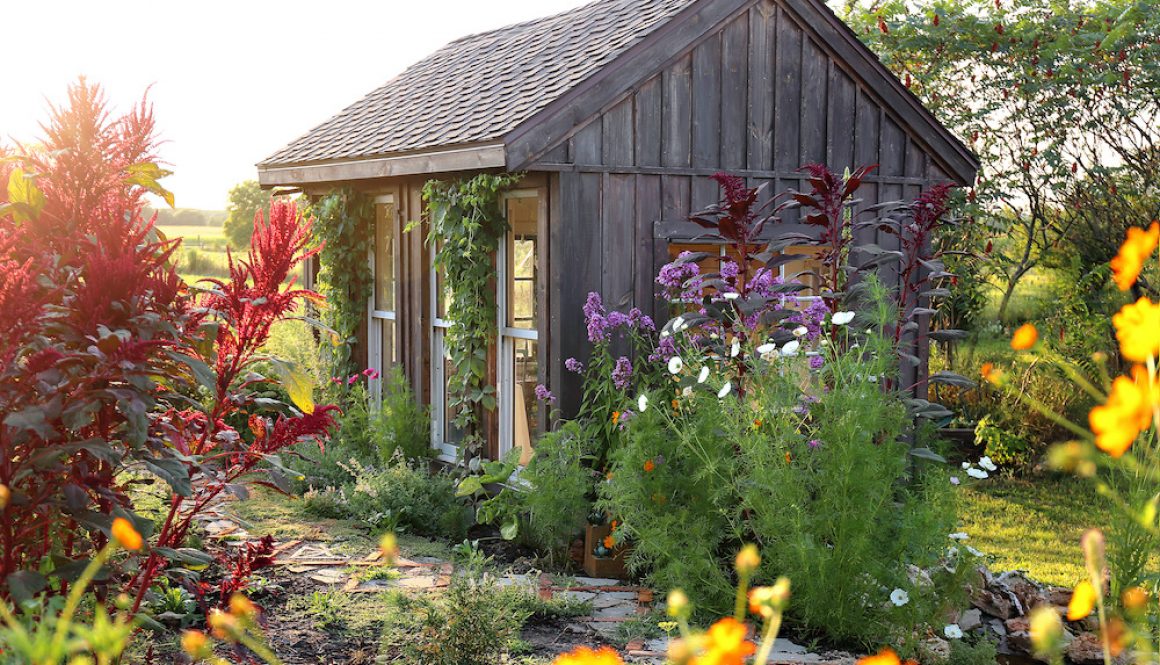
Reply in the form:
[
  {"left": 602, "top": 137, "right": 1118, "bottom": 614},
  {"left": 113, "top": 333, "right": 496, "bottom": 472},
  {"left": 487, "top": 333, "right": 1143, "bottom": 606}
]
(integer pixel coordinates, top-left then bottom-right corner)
[
  {"left": 1111, "top": 222, "right": 1159, "bottom": 291},
  {"left": 748, "top": 578, "right": 790, "bottom": 618},
  {"left": 111, "top": 517, "right": 143, "bottom": 551},
  {"left": 858, "top": 649, "right": 901, "bottom": 665},
  {"left": 1028, "top": 606, "right": 1064, "bottom": 657},
  {"left": 1122, "top": 586, "right": 1148, "bottom": 615},
  {"left": 181, "top": 630, "right": 212, "bottom": 660},
  {"left": 1088, "top": 366, "right": 1157, "bottom": 458},
  {"left": 552, "top": 646, "right": 625, "bottom": 665},
  {"left": 0, "top": 484, "right": 9, "bottom": 510},
  {"left": 1113, "top": 297, "right": 1160, "bottom": 362},
  {"left": 207, "top": 609, "right": 239, "bottom": 641},
  {"left": 1067, "top": 580, "right": 1096, "bottom": 620},
  {"left": 666, "top": 589, "right": 690, "bottom": 618},
  {"left": 696, "top": 617, "right": 755, "bottom": 665},
  {"left": 1010, "top": 323, "right": 1038, "bottom": 350},
  {"left": 229, "top": 593, "right": 257, "bottom": 619},
  {"left": 735, "top": 544, "right": 760, "bottom": 576},
  {"left": 379, "top": 532, "right": 399, "bottom": 565}
]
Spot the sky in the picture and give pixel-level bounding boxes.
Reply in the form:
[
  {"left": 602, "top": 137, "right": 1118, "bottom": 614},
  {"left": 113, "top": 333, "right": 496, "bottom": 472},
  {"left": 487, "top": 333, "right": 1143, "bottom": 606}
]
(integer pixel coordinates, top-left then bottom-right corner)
[{"left": 2, "top": 0, "right": 588, "bottom": 210}]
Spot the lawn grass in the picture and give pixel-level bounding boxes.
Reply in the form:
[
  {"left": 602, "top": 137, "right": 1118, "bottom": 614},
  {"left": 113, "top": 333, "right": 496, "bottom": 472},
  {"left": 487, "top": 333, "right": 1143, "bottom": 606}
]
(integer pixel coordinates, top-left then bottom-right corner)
[{"left": 958, "top": 474, "right": 1113, "bottom": 587}]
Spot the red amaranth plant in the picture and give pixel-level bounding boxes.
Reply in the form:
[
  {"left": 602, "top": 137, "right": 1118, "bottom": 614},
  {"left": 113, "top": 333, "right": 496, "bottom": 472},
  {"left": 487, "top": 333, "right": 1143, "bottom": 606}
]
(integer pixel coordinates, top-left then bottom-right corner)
[{"left": 0, "top": 81, "right": 336, "bottom": 617}]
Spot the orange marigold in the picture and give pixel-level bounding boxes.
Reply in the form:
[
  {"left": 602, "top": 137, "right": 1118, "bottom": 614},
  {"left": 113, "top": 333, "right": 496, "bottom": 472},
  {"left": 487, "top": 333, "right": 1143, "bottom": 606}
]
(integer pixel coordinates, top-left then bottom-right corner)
[
  {"left": 696, "top": 617, "right": 755, "bottom": 665},
  {"left": 111, "top": 517, "right": 143, "bottom": 551},
  {"left": 1113, "top": 297, "right": 1160, "bottom": 362},
  {"left": 553, "top": 646, "right": 625, "bottom": 665},
  {"left": 1111, "top": 222, "right": 1159, "bottom": 291},
  {"left": 858, "top": 649, "right": 902, "bottom": 665},
  {"left": 1011, "top": 323, "right": 1038, "bottom": 350},
  {"left": 643, "top": 459, "right": 656, "bottom": 472},
  {"left": 603, "top": 535, "right": 615, "bottom": 549},
  {"left": 612, "top": 411, "right": 621, "bottom": 424},
  {"left": 1089, "top": 366, "right": 1157, "bottom": 458}
]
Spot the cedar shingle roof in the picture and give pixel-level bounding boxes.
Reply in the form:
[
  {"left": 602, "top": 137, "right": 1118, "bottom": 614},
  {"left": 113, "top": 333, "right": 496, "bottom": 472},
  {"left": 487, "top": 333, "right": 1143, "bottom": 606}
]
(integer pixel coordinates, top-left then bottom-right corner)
[{"left": 259, "top": 0, "right": 695, "bottom": 167}]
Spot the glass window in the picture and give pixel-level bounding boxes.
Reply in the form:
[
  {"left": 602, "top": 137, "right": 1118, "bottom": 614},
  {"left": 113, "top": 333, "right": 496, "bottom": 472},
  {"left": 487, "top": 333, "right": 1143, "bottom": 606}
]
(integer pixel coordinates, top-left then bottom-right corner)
[{"left": 375, "top": 203, "right": 396, "bottom": 311}]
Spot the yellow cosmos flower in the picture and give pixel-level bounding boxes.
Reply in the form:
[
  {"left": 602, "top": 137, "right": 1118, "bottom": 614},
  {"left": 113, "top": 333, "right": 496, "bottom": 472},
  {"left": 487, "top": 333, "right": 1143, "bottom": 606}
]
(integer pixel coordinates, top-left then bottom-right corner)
[
  {"left": 1067, "top": 580, "right": 1096, "bottom": 620},
  {"left": 181, "top": 630, "right": 212, "bottom": 660},
  {"left": 1010, "top": 323, "right": 1038, "bottom": 350},
  {"left": 1111, "top": 222, "right": 1159, "bottom": 291},
  {"left": 552, "top": 646, "right": 625, "bottom": 665},
  {"left": 111, "top": 517, "right": 143, "bottom": 551},
  {"left": 735, "top": 544, "right": 760, "bottom": 575},
  {"left": 696, "top": 617, "right": 755, "bottom": 665},
  {"left": 1089, "top": 366, "right": 1158, "bottom": 458},
  {"left": 1113, "top": 297, "right": 1160, "bottom": 362}
]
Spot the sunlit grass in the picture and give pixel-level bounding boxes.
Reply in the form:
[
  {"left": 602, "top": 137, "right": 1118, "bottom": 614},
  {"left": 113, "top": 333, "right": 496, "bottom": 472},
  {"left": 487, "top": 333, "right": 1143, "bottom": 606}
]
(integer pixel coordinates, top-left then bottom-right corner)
[{"left": 959, "top": 475, "right": 1112, "bottom": 587}]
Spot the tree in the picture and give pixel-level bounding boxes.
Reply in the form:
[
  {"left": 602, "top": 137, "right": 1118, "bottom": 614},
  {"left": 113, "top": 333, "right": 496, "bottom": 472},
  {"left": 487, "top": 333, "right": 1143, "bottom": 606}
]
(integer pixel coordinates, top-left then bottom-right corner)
[
  {"left": 841, "top": 0, "right": 1159, "bottom": 321},
  {"left": 223, "top": 179, "right": 272, "bottom": 248}
]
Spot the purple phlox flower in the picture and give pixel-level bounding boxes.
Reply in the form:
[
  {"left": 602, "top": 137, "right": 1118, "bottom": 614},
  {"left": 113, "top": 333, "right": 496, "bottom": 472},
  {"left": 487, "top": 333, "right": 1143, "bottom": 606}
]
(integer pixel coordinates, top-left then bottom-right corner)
[
  {"left": 654, "top": 453, "right": 665, "bottom": 466},
  {"left": 534, "top": 383, "right": 556, "bottom": 404},
  {"left": 607, "top": 311, "right": 630, "bottom": 328},
  {"left": 565, "top": 357, "right": 585, "bottom": 374},
  {"left": 657, "top": 253, "right": 703, "bottom": 301},
  {"left": 793, "top": 393, "right": 820, "bottom": 415},
  {"left": 807, "top": 439, "right": 822, "bottom": 449},
  {"left": 648, "top": 336, "right": 678, "bottom": 363},
  {"left": 611, "top": 356, "right": 633, "bottom": 390},
  {"left": 720, "top": 260, "right": 740, "bottom": 283},
  {"left": 618, "top": 409, "right": 635, "bottom": 429},
  {"left": 584, "top": 292, "right": 610, "bottom": 343},
  {"left": 809, "top": 355, "right": 825, "bottom": 370},
  {"left": 628, "top": 307, "right": 656, "bottom": 332}
]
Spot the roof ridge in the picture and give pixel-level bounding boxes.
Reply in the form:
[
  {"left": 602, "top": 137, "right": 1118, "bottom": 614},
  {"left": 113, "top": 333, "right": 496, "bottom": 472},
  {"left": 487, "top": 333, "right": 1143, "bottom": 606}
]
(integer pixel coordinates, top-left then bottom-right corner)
[{"left": 445, "top": 0, "right": 608, "bottom": 46}]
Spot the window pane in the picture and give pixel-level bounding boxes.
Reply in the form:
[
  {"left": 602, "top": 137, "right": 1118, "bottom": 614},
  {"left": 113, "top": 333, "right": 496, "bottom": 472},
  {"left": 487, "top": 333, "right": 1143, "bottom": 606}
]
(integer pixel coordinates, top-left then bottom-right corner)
[
  {"left": 375, "top": 203, "right": 395, "bottom": 311},
  {"left": 505, "top": 197, "right": 537, "bottom": 330},
  {"left": 382, "top": 319, "right": 396, "bottom": 367},
  {"left": 511, "top": 338, "right": 539, "bottom": 464},
  {"left": 442, "top": 346, "right": 464, "bottom": 445}
]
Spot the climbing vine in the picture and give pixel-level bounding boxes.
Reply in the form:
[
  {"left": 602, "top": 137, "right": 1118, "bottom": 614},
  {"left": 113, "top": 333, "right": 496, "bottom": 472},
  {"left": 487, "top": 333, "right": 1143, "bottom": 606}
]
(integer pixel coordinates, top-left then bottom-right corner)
[
  {"left": 312, "top": 187, "right": 375, "bottom": 378},
  {"left": 423, "top": 173, "right": 522, "bottom": 458}
]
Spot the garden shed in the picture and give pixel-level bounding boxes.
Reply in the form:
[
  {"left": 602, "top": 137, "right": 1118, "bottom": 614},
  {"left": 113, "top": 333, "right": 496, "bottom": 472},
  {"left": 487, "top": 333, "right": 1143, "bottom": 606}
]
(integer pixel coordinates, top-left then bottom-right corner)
[{"left": 257, "top": 0, "right": 979, "bottom": 461}]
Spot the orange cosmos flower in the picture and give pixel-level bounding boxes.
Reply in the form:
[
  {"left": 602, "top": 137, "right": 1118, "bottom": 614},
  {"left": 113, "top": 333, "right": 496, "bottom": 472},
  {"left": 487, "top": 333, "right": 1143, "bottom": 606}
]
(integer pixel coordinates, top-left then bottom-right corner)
[
  {"left": 612, "top": 411, "right": 620, "bottom": 424},
  {"left": 643, "top": 459, "right": 656, "bottom": 472},
  {"left": 979, "top": 362, "right": 1000, "bottom": 385},
  {"left": 1122, "top": 586, "right": 1148, "bottom": 615},
  {"left": 697, "top": 617, "right": 755, "bottom": 665},
  {"left": 1089, "top": 366, "right": 1158, "bottom": 457},
  {"left": 552, "top": 646, "right": 626, "bottom": 665},
  {"left": 858, "top": 649, "right": 902, "bottom": 665},
  {"left": 1010, "top": 323, "right": 1038, "bottom": 350},
  {"left": 1110, "top": 222, "right": 1159, "bottom": 291},
  {"left": 1113, "top": 297, "right": 1160, "bottom": 362},
  {"left": 603, "top": 535, "right": 615, "bottom": 549},
  {"left": 111, "top": 517, "right": 143, "bottom": 551},
  {"left": 1067, "top": 580, "right": 1097, "bottom": 620}
]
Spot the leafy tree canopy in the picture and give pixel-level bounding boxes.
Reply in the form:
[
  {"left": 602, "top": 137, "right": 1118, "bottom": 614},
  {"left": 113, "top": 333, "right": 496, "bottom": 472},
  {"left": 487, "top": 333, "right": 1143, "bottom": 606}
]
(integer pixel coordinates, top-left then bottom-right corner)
[{"left": 223, "top": 179, "right": 273, "bottom": 248}]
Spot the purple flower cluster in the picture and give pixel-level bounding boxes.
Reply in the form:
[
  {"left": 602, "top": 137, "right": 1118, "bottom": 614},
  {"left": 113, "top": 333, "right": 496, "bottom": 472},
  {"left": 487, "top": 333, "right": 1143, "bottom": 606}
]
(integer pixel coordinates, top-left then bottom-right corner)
[
  {"left": 584, "top": 292, "right": 659, "bottom": 343},
  {"left": 534, "top": 383, "right": 556, "bottom": 403},
  {"left": 648, "top": 335, "right": 678, "bottom": 363},
  {"left": 656, "top": 252, "right": 703, "bottom": 301},
  {"left": 611, "top": 356, "right": 633, "bottom": 390},
  {"left": 787, "top": 299, "right": 831, "bottom": 342},
  {"left": 617, "top": 409, "right": 634, "bottom": 429},
  {"left": 720, "top": 260, "right": 740, "bottom": 287},
  {"left": 565, "top": 357, "right": 585, "bottom": 374},
  {"left": 809, "top": 355, "right": 825, "bottom": 370},
  {"left": 807, "top": 439, "right": 822, "bottom": 449}
]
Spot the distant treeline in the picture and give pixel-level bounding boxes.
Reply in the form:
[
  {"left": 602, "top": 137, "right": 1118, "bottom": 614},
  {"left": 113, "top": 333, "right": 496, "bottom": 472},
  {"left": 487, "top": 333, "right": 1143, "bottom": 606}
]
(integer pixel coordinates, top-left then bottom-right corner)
[{"left": 144, "top": 207, "right": 227, "bottom": 227}]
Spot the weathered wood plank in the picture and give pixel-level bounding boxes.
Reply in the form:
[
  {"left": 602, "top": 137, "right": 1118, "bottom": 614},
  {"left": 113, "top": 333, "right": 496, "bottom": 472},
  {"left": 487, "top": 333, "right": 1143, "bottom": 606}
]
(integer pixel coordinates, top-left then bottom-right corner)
[
  {"left": 692, "top": 176, "right": 719, "bottom": 213},
  {"left": 662, "top": 54, "right": 693, "bottom": 168},
  {"left": 720, "top": 12, "right": 749, "bottom": 171},
  {"left": 827, "top": 64, "right": 856, "bottom": 173},
  {"left": 800, "top": 37, "right": 828, "bottom": 165},
  {"left": 572, "top": 119, "right": 603, "bottom": 165},
  {"left": 602, "top": 97, "right": 635, "bottom": 167},
  {"left": 635, "top": 174, "right": 662, "bottom": 317},
  {"left": 603, "top": 173, "right": 636, "bottom": 311},
  {"left": 904, "top": 139, "right": 925, "bottom": 180},
  {"left": 555, "top": 172, "right": 604, "bottom": 417},
  {"left": 691, "top": 32, "right": 722, "bottom": 168},
  {"left": 773, "top": 7, "right": 802, "bottom": 172},
  {"left": 634, "top": 76, "right": 663, "bottom": 168},
  {"left": 746, "top": 3, "right": 775, "bottom": 171},
  {"left": 661, "top": 174, "right": 691, "bottom": 222}
]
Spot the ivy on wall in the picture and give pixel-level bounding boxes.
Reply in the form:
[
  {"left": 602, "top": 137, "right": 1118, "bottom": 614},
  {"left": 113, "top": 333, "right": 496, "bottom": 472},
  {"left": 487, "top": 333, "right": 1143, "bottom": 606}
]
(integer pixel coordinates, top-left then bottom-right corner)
[
  {"left": 423, "top": 173, "right": 521, "bottom": 458},
  {"left": 311, "top": 187, "right": 375, "bottom": 378}
]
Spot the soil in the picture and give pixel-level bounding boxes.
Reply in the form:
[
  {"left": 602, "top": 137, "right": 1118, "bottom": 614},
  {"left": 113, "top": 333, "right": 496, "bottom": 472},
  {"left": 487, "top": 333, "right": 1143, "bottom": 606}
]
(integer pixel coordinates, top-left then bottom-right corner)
[{"left": 254, "top": 573, "right": 383, "bottom": 665}]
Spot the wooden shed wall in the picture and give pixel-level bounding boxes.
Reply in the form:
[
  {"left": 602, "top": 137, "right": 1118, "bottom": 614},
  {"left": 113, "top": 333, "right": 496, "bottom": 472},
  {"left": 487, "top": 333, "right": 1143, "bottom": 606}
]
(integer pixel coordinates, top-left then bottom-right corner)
[{"left": 535, "top": 0, "right": 957, "bottom": 416}]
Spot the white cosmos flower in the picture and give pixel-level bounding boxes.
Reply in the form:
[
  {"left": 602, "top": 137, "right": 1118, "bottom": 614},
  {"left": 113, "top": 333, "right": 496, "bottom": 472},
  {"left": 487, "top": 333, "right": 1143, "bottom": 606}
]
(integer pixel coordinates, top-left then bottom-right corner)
[
  {"left": 949, "top": 532, "right": 969, "bottom": 541},
  {"left": 723, "top": 292, "right": 740, "bottom": 300},
  {"left": 966, "top": 467, "right": 988, "bottom": 480},
  {"left": 944, "top": 624, "right": 963, "bottom": 639},
  {"left": 961, "top": 462, "right": 971, "bottom": 470},
  {"left": 681, "top": 386, "right": 694, "bottom": 397},
  {"left": 756, "top": 343, "right": 776, "bottom": 355},
  {"left": 965, "top": 545, "right": 984, "bottom": 557},
  {"left": 673, "top": 316, "right": 687, "bottom": 332},
  {"left": 668, "top": 356, "right": 684, "bottom": 374},
  {"left": 889, "top": 588, "right": 909, "bottom": 607},
  {"left": 697, "top": 366, "right": 710, "bottom": 383},
  {"left": 979, "top": 456, "right": 997, "bottom": 472},
  {"left": 793, "top": 326, "right": 808, "bottom": 337},
  {"left": 717, "top": 382, "right": 732, "bottom": 399},
  {"left": 781, "top": 340, "right": 801, "bottom": 356},
  {"left": 832, "top": 311, "right": 856, "bottom": 325},
  {"left": 950, "top": 476, "right": 961, "bottom": 486},
  {"left": 730, "top": 340, "right": 740, "bottom": 357},
  {"left": 638, "top": 394, "right": 649, "bottom": 412}
]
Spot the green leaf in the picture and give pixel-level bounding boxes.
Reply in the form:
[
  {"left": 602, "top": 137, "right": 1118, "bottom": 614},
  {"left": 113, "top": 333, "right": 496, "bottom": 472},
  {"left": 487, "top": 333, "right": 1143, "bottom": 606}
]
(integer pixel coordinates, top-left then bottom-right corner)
[
  {"left": 909, "top": 448, "right": 947, "bottom": 464},
  {"left": 456, "top": 476, "right": 484, "bottom": 497},
  {"left": 6, "top": 571, "right": 47, "bottom": 604},
  {"left": 269, "top": 359, "right": 315, "bottom": 414},
  {"left": 6, "top": 167, "right": 45, "bottom": 222},
  {"left": 143, "top": 457, "right": 193, "bottom": 497},
  {"left": 500, "top": 517, "right": 519, "bottom": 541},
  {"left": 124, "top": 162, "right": 175, "bottom": 208}
]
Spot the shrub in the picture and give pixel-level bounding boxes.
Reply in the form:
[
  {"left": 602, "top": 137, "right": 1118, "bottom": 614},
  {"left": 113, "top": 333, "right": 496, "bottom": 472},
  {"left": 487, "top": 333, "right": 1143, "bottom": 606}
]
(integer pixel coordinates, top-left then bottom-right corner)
[
  {"left": 303, "top": 457, "right": 470, "bottom": 541},
  {"left": 974, "top": 415, "right": 1030, "bottom": 469},
  {"left": 520, "top": 421, "right": 600, "bottom": 552}
]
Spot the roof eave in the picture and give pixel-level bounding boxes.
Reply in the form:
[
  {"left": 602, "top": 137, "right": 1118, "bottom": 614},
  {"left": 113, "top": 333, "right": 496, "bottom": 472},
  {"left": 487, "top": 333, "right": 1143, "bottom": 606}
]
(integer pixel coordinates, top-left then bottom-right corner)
[{"left": 256, "top": 142, "right": 507, "bottom": 187}]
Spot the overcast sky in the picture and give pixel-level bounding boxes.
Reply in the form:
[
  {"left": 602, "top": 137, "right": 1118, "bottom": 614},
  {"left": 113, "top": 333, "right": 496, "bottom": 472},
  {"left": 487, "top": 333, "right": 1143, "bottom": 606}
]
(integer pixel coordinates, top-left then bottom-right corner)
[{"left": 2, "top": 0, "right": 587, "bottom": 210}]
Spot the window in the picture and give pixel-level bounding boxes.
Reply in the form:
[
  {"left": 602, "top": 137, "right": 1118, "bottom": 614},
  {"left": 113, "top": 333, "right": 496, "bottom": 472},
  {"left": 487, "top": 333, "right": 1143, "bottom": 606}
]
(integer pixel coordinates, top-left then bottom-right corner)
[
  {"left": 367, "top": 196, "right": 398, "bottom": 402},
  {"left": 430, "top": 239, "right": 464, "bottom": 460},
  {"left": 498, "top": 190, "right": 544, "bottom": 465}
]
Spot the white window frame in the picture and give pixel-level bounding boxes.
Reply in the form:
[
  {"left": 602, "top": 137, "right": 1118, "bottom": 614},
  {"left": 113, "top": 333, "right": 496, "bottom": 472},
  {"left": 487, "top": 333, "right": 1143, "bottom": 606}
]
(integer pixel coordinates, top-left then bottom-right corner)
[
  {"left": 367, "top": 195, "right": 398, "bottom": 404},
  {"left": 497, "top": 189, "right": 543, "bottom": 460},
  {"left": 429, "top": 237, "right": 458, "bottom": 462}
]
